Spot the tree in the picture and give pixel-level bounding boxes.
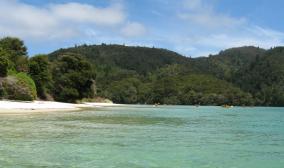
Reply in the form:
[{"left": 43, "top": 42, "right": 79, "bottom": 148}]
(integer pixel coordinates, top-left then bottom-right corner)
[
  {"left": 0, "top": 48, "right": 9, "bottom": 77},
  {"left": 108, "top": 78, "right": 139, "bottom": 104},
  {"left": 28, "top": 54, "right": 52, "bottom": 99},
  {"left": 51, "top": 53, "right": 96, "bottom": 102},
  {"left": 0, "top": 37, "right": 28, "bottom": 72}
]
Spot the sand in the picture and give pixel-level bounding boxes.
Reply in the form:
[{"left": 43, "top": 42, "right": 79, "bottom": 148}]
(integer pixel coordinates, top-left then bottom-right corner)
[{"left": 0, "top": 100, "right": 118, "bottom": 114}]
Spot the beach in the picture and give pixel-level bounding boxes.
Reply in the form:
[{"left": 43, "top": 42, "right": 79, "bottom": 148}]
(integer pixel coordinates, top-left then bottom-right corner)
[{"left": 0, "top": 100, "right": 119, "bottom": 113}]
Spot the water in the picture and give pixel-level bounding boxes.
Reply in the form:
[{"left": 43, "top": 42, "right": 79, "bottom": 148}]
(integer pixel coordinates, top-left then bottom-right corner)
[{"left": 0, "top": 106, "right": 283, "bottom": 168}]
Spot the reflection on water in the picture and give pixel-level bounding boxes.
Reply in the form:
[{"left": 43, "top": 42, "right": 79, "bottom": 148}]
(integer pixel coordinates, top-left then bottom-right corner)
[{"left": 0, "top": 106, "right": 283, "bottom": 167}]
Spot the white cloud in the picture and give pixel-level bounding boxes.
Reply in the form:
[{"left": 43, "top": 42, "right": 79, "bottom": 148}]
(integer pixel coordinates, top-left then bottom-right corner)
[
  {"left": 167, "top": 0, "right": 284, "bottom": 56},
  {"left": 178, "top": 12, "right": 246, "bottom": 29},
  {"left": 0, "top": 0, "right": 75, "bottom": 39},
  {"left": 183, "top": 0, "right": 209, "bottom": 11},
  {"left": 0, "top": 0, "right": 127, "bottom": 40},
  {"left": 197, "top": 34, "right": 276, "bottom": 49},
  {"left": 0, "top": 0, "right": 283, "bottom": 58},
  {"left": 121, "top": 22, "right": 146, "bottom": 37},
  {"left": 151, "top": 10, "right": 163, "bottom": 17},
  {"left": 179, "top": 0, "right": 246, "bottom": 28},
  {"left": 51, "top": 3, "right": 125, "bottom": 26},
  {"left": 170, "top": 25, "right": 284, "bottom": 57}
]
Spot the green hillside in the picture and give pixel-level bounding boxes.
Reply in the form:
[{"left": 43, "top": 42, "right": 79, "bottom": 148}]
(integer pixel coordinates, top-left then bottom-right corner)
[
  {"left": 192, "top": 46, "right": 266, "bottom": 80},
  {"left": 1, "top": 37, "right": 283, "bottom": 106},
  {"left": 49, "top": 44, "right": 193, "bottom": 75},
  {"left": 233, "top": 47, "right": 284, "bottom": 106},
  {"left": 49, "top": 44, "right": 284, "bottom": 106}
]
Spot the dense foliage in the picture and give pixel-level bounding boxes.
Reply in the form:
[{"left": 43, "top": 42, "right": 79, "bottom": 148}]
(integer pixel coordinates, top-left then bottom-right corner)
[
  {"left": 0, "top": 50, "right": 9, "bottom": 77},
  {"left": 0, "top": 37, "right": 28, "bottom": 72},
  {"left": 0, "top": 36, "right": 283, "bottom": 106},
  {"left": 0, "top": 37, "right": 36, "bottom": 100},
  {"left": 49, "top": 44, "right": 192, "bottom": 75},
  {"left": 50, "top": 44, "right": 284, "bottom": 106},
  {"left": 233, "top": 47, "right": 284, "bottom": 106},
  {"left": 0, "top": 37, "right": 96, "bottom": 102},
  {"left": 51, "top": 53, "right": 96, "bottom": 102},
  {"left": 28, "top": 54, "right": 52, "bottom": 99}
]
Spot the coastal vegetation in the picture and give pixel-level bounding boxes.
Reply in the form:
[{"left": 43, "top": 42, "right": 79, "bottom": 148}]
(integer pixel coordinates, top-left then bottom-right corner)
[{"left": 0, "top": 37, "right": 283, "bottom": 106}]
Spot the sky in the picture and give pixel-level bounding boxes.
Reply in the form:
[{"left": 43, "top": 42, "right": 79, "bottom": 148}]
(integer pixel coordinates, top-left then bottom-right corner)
[{"left": 0, "top": 0, "right": 283, "bottom": 57}]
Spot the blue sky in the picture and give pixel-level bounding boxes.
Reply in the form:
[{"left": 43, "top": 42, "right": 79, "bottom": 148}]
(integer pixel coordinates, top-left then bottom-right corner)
[{"left": 0, "top": 0, "right": 283, "bottom": 57}]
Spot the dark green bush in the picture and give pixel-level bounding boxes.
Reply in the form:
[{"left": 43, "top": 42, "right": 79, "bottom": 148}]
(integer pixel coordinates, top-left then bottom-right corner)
[
  {"left": 51, "top": 54, "right": 96, "bottom": 102},
  {"left": 28, "top": 54, "right": 52, "bottom": 99},
  {"left": 0, "top": 50, "right": 9, "bottom": 77}
]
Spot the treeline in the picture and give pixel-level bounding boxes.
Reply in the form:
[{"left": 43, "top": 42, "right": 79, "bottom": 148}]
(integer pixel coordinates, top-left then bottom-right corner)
[
  {"left": 191, "top": 46, "right": 284, "bottom": 106},
  {"left": 50, "top": 44, "right": 284, "bottom": 106},
  {"left": 0, "top": 37, "right": 96, "bottom": 102},
  {"left": 1, "top": 37, "right": 283, "bottom": 106}
]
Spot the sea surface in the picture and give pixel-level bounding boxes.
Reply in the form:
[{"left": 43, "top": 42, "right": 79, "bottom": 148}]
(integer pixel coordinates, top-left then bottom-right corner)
[{"left": 0, "top": 105, "right": 283, "bottom": 168}]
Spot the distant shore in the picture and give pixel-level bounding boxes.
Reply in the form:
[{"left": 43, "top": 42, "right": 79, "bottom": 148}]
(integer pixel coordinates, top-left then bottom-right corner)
[{"left": 0, "top": 100, "right": 120, "bottom": 114}]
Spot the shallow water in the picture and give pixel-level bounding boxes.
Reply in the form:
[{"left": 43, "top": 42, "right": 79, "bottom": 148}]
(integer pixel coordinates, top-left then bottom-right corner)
[{"left": 0, "top": 106, "right": 283, "bottom": 167}]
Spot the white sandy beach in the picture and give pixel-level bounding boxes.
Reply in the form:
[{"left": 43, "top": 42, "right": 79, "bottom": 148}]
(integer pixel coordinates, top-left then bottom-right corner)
[{"left": 0, "top": 100, "right": 119, "bottom": 113}]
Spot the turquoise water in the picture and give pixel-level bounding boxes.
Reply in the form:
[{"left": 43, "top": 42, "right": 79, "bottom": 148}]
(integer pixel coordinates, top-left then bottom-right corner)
[{"left": 0, "top": 106, "right": 283, "bottom": 168}]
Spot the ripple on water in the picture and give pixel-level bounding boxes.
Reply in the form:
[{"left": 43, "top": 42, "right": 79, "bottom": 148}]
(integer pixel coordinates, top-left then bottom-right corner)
[{"left": 0, "top": 106, "right": 283, "bottom": 168}]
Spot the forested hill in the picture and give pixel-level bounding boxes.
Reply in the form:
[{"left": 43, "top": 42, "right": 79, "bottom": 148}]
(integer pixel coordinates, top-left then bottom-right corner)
[
  {"left": 49, "top": 44, "right": 192, "bottom": 75},
  {"left": 49, "top": 44, "right": 284, "bottom": 106},
  {"left": 1, "top": 37, "right": 283, "bottom": 106},
  {"left": 192, "top": 46, "right": 266, "bottom": 80}
]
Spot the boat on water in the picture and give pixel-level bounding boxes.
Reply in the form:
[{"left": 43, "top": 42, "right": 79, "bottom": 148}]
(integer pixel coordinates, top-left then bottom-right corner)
[{"left": 222, "top": 105, "right": 233, "bottom": 108}]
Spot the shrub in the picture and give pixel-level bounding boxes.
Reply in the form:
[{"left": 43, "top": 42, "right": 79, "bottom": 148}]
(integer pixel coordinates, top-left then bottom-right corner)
[
  {"left": 15, "top": 73, "right": 37, "bottom": 99},
  {"left": 2, "top": 73, "right": 37, "bottom": 101}
]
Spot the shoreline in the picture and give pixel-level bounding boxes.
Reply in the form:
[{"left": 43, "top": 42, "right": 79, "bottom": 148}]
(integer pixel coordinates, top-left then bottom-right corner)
[
  {"left": 0, "top": 100, "right": 280, "bottom": 114},
  {"left": 0, "top": 100, "right": 119, "bottom": 114}
]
